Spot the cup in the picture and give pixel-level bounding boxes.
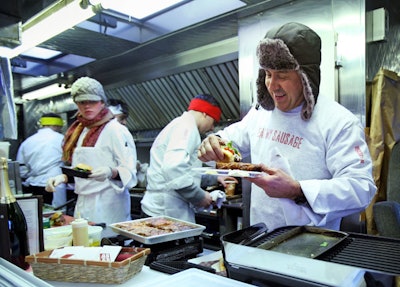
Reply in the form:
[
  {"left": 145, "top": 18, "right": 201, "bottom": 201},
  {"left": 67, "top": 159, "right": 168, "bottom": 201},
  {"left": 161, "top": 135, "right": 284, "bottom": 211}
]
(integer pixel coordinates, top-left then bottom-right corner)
[
  {"left": 224, "top": 181, "right": 236, "bottom": 197},
  {"left": 88, "top": 226, "right": 103, "bottom": 247}
]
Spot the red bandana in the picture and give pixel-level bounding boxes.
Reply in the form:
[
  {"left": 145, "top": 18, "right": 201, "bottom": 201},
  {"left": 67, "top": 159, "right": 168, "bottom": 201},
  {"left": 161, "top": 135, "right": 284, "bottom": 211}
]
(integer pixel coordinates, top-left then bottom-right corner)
[{"left": 188, "top": 98, "right": 221, "bottom": 122}]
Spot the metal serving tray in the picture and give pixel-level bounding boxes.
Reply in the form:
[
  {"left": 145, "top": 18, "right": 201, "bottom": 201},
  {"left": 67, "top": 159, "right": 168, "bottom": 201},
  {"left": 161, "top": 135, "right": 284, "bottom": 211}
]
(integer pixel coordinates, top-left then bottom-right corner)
[
  {"left": 256, "top": 225, "right": 348, "bottom": 258},
  {"left": 109, "top": 216, "right": 205, "bottom": 245}
]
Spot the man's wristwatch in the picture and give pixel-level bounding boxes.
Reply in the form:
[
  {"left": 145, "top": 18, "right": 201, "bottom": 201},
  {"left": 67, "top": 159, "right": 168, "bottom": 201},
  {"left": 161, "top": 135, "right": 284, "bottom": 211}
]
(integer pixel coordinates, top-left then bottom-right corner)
[
  {"left": 294, "top": 195, "right": 307, "bottom": 205},
  {"left": 294, "top": 184, "right": 307, "bottom": 205}
]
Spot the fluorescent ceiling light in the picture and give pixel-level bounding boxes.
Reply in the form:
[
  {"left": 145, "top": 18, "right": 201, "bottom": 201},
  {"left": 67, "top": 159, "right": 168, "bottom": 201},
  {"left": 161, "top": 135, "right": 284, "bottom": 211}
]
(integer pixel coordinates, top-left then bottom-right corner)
[
  {"left": 3, "top": 0, "right": 101, "bottom": 59},
  {"left": 21, "top": 47, "right": 62, "bottom": 59},
  {"left": 22, "top": 84, "right": 71, "bottom": 101},
  {"left": 100, "top": 0, "right": 184, "bottom": 19}
]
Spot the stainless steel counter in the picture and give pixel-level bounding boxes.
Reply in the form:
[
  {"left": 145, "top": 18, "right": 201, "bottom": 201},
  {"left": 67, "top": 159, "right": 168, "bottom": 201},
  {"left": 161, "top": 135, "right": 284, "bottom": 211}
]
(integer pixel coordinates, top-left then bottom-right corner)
[
  {"left": 0, "top": 248, "right": 261, "bottom": 287},
  {"left": 1, "top": 256, "right": 168, "bottom": 287},
  {"left": 47, "top": 266, "right": 168, "bottom": 287},
  {"left": 0, "top": 249, "right": 222, "bottom": 287},
  {"left": 45, "top": 249, "right": 218, "bottom": 286}
]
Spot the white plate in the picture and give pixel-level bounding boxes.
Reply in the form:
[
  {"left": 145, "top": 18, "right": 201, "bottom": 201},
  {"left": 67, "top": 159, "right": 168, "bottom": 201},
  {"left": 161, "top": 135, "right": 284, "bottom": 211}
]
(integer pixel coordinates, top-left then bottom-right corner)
[{"left": 193, "top": 167, "right": 264, "bottom": 178}]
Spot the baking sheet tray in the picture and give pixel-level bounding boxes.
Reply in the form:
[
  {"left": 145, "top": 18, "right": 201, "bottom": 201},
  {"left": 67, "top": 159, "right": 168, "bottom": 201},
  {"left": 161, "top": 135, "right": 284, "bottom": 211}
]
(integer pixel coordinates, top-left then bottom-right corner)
[
  {"left": 256, "top": 226, "right": 348, "bottom": 258},
  {"left": 61, "top": 167, "right": 91, "bottom": 178},
  {"left": 109, "top": 216, "right": 205, "bottom": 244}
]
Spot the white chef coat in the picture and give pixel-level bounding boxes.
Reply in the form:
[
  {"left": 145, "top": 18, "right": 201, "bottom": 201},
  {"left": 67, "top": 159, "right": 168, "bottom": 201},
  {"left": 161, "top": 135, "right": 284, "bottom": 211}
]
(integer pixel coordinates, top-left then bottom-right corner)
[
  {"left": 218, "top": 96, "right": 376, "bottom": 231},
  {"left": 17, "top": 127, "right": 66, "bottom": 207},
  {"left": 71, "top": 119, "right": 137, "bottom": 236},
  {"left": 141, "top": 112, "right": 204, "bottom": 222}
]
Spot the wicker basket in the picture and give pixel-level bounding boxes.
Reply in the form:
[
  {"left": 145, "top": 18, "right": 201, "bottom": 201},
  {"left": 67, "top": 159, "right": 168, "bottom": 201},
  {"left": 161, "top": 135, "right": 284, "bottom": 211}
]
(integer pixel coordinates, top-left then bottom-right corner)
[{"left": 26, "top": 247, "right": 151, "bottom": 284}]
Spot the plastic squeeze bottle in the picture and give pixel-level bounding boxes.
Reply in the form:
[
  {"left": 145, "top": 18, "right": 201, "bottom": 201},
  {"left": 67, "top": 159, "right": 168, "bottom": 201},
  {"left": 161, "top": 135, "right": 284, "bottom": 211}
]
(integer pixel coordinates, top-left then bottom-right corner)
[{"left": 71, "top": 215, "right": 89, "bottom": 246}]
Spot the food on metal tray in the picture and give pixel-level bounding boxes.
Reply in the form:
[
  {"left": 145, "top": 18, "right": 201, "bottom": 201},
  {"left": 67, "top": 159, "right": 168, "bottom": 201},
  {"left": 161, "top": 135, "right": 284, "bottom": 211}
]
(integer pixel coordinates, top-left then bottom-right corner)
[
  {"left": 216, "top": 141, "right": 261, "bottom": 171},
  {"left": 114, "top": 218, "right": 195, "bottom": 237},
  {"left": 216, "top": 162, "right": 262, "bottom": 172}
]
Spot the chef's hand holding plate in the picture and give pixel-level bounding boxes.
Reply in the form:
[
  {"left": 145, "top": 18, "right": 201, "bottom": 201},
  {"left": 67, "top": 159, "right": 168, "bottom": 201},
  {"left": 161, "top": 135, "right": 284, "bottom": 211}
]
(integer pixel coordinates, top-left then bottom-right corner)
[
  {"left": 246, "top": 164, "right": 303, "bottom": 201},
  {"left": 46, "top": 174, "right": 67, "bottom": 192},
  {"left": 88, "top": 166, "right": 113, "bottom": 181}
]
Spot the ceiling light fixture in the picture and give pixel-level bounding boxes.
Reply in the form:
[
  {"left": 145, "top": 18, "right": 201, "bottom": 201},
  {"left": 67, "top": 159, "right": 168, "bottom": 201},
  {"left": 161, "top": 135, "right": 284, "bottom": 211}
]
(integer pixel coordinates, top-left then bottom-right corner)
[
  {"left": 97, "top": 0, "right": 184, "bottom": 19},
  {"left": 2, "top": 0, "right": 103, "bottom": 59},
  {"left": 22, "top": 83, "right": 71, "bottom": 101}
]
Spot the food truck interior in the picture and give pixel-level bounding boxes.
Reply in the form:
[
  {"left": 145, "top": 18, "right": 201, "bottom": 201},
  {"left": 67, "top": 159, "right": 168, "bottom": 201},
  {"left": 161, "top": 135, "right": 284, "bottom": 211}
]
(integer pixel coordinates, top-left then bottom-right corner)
[{"left": 0, "top": 0, "right": 400, "bottom": 286}]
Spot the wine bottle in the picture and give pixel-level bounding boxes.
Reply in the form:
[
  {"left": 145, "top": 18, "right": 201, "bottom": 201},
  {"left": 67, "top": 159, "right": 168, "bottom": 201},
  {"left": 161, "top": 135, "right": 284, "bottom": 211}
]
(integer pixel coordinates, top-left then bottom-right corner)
[{"left": 0, "top": 157, "right": 30, "bottom": 270}]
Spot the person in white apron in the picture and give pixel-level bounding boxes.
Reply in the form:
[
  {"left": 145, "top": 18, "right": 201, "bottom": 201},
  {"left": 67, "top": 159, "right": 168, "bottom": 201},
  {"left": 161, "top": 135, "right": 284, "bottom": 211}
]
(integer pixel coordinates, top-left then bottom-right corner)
[
  {"left": 46, "top": 77, "right": 137, "bottom": 236},
  {"left": 141, "top": 94, "right": 222, "bottom": 223},
  {"left": 197, "top": 22, "right": 376, "bottom": 232}
]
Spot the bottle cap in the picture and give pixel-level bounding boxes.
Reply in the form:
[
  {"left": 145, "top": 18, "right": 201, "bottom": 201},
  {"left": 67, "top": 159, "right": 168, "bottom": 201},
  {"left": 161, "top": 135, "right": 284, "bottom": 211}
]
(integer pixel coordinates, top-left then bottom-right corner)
[{"left": 71, "top": 217, "right": 88, "bottom": 228}]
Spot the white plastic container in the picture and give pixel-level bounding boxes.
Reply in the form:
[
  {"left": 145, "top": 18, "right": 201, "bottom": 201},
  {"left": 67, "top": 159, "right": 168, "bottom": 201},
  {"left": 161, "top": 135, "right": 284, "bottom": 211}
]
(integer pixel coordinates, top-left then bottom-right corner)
[
  {"left": 71, "top": 218, "right": 89, "bottom": 246},
  {"left": 43, "top": 226, "right": 73, "bottom": 250},
  {"left": 0, "top": 142, "right": 10, "bottom": 159},
  {"left": 88, "top": 226, "right": 103, "bottom": 247}
]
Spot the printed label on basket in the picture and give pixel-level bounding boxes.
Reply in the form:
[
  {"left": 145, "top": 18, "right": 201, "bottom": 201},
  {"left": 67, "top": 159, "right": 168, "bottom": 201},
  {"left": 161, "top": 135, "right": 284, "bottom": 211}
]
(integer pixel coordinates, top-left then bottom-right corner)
[
  {"left": 50, "top": 245, "right": 122, "bottom": 262},
  {"left": 99, "top": 246, "right": 121, "bottom": 262},
  {"left": 100, "top": 253, "right": 111, "bottom": 261}
]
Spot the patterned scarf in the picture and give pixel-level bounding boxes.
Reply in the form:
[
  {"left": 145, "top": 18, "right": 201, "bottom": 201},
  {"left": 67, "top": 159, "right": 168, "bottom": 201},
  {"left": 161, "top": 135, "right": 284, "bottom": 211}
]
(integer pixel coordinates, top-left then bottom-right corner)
[{"left": 62, "top": 107, "right": 114, "bottom": 164}]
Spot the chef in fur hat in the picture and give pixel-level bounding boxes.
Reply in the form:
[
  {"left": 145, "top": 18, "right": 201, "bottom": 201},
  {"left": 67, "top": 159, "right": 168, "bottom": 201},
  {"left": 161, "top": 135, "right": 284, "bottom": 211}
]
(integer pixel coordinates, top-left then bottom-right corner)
[{"left": 198, "top": 22, "right": 376, "bottom": 231}]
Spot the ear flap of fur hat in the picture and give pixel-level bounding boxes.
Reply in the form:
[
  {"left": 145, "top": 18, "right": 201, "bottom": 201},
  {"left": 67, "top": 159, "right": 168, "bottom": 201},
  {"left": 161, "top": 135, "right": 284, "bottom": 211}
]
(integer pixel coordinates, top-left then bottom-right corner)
[{"left": 256, "top": 22, "right": 321, "bottom": 120}]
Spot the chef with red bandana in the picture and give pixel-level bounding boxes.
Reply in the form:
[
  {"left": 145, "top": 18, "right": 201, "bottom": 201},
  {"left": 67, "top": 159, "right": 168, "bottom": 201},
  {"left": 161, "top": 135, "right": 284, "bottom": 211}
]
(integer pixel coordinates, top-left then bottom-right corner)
[{"left": 141, "top": 94, "right": 224, "bottom": 222}]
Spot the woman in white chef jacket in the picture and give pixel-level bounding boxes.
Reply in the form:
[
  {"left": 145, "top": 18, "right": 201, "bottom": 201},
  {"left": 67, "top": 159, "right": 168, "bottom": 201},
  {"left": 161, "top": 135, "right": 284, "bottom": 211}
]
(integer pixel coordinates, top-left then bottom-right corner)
[{"left": 46, "top": 77, "right": 137, "bottom": 236}]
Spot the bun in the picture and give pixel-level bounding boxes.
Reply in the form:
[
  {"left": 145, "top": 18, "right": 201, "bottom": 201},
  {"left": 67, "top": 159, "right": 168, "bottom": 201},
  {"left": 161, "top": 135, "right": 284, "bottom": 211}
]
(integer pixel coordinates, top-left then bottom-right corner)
[
  {"left": 74, "top": 163, "right": 92, "bottom": 172},
  {"left": 219, "top": 141, "right": 242, "bottom": 163},
  {"left": 221, "top": 149, "right": 235, "bottom": 163},
  {"left": 50, "top": 211, "right": 66, "bottom": 226}
]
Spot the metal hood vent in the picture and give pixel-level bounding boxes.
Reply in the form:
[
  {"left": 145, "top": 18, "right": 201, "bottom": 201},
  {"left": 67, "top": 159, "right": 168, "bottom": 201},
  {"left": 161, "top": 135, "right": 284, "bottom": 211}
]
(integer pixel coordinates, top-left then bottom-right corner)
[
  {"left": 20, "top": 57, "right": 240, "bottom": 142},
  {"left": 106, "top": 58, "right": 240, "bottom": 141}
]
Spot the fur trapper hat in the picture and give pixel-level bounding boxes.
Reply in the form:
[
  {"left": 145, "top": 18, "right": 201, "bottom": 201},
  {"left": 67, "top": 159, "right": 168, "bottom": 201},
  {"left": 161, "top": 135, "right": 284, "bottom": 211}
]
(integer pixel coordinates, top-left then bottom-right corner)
[{"left": 256, "top": 22, "right": 321, "bottom": 120}]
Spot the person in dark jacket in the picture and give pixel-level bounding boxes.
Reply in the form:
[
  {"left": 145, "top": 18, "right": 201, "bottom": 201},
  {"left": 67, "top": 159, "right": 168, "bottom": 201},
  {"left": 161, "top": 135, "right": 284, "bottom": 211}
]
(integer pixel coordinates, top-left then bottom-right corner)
[{"left": 197, "top": 22, "right": 376, "bottom": 231}]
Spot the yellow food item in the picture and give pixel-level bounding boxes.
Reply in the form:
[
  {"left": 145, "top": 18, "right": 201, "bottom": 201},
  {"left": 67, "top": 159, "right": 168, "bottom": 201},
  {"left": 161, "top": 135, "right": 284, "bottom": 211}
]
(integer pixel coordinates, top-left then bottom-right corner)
[
  {"left": 219, "top": 257, "right": 226, "bottom": 272},
  {"left": 73, "top": 163, "right": 92, "bottom": 172},
  {"left": 220, "top": 141, "right": 242, "bottom": 163},
  {"left": 50, "top": 211, "right": 66, "bottom": 226}
]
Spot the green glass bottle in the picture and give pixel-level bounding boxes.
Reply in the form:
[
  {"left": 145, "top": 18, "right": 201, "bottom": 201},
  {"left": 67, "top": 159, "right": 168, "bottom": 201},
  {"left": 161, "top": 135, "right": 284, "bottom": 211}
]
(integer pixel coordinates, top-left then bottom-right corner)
[{"left": 0, "top": 157, "right": 30, "bottom": 269}]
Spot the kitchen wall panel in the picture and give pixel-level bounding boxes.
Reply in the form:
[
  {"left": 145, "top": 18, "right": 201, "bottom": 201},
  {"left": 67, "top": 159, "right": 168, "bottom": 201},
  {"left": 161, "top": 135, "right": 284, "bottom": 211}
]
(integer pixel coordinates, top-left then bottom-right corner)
[{"left": 366, "top": 0, "right": 400, "bottom": 80}]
